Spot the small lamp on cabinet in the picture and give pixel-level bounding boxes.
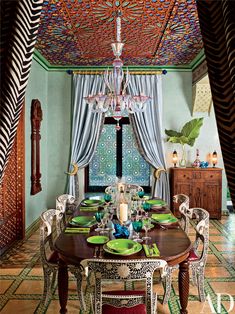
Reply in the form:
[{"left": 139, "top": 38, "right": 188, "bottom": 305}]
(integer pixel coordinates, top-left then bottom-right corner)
[
  {"left": 212, "top": 151, "right": 218, "bottom": 167},
  {"left": 172, "top": 150, "right": 178, "bottom": 167}
]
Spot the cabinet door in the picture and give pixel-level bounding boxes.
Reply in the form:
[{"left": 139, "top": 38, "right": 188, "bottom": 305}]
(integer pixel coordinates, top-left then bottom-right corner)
[
  {"left": 192, "top": 182, "right": 204, "bottom": 208},
  {"left": 203, "top": 181, "right": 221, "bottom": 219}
]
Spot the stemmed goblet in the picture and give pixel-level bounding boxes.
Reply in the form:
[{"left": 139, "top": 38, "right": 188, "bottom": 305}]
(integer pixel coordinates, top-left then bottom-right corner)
[
  {"left": 104, "top": 193, "right": 112, "bottom": 205},
  {"left": 94, "top": 211, "right": 104, "bottom": 233},
  {"left": 142, "top": 216, "right": 152, "bottom": 240},
  {"left": 142, "top": 202, "right": 151, "bottom": 217},
  {"left": 132, "top": 218, "right": 143, "bottom": 243}
]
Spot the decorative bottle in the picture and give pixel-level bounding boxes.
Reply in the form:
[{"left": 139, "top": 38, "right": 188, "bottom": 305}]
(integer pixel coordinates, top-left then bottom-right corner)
[{"left": 193, "top": 149, "right": 201, "bottom": 168}]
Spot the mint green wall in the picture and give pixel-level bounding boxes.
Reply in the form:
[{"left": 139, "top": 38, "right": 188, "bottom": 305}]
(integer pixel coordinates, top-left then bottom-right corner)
[
  {"left": 162, "top": 72, "right": 227, "bottom": 210},
  {"left": 46, "top": 72, "right": 72, "bottom": 207},
  {"left": 25, "top": 59, "right": 48, "bottom": 228},
  {"left": 25, "top": 60, "right": 72, "bottom": 228},
  {"left": 24, "top": 65, "right": 227, "bottom": 229}
]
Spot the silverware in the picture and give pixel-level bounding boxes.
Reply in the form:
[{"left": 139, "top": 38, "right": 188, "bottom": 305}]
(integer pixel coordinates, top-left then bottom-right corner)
[
  {"left": 99, "top": 246, "right": 103, "bottom": 258},
  {"left": 149, "top": 244, "right": 153, "bottom": 256},
  {"left": 93, "top": 246, "right": 99, "bottom": 258}
]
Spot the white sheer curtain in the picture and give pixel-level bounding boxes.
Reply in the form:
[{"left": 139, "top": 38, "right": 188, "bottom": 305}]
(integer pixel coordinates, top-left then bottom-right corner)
[
  {"left": 68, "top": 74, "right": 105, "bottom": 199},
  {"left": 128, "top": 75, "right": 170, "bottom": 204}
]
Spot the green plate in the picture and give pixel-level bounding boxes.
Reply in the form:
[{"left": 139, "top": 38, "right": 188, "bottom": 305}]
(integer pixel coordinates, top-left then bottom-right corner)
[
  {"left": 146, "top": 199, "right": 166, "bottom": 206},
  {"left": 82, "top": 199, "right": 104, "bottom": 207},
  {"left": 71, "top": 216, "right": 96, "bottom": 227},
  {"left": 87, "top": 235, "right": 109, "bottom": 245},
  {"left": 152, "top": 214, "right": 178, "bottom": 224},
  {"left": 107, "top": 239, "right": 136, "bottom": 253},
  {"left": 104, "top": 241, "right": 142, "bottom": 256}
]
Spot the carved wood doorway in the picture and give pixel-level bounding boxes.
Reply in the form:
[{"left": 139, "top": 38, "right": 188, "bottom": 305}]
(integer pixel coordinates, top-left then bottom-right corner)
[{"left": 0, "top": 106, "right": 25, "bottom": 255}]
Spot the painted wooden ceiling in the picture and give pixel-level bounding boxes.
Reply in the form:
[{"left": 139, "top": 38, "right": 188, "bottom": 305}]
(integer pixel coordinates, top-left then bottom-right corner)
[{"left": 36, "top": 0, "right": 203, "bottom": 67}]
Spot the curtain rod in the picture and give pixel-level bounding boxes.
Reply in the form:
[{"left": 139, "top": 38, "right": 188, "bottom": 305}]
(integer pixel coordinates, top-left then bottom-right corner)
[{"left": 67, "top": 69, "right": 167, "bottom": 75}]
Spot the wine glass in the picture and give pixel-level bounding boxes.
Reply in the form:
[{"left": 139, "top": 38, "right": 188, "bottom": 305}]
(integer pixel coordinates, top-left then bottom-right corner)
[
  {"left": 132, "top": 218, "right": 143, "bottom": 243},
  {"left": 104, "top": 193, "right": 112, "bottom": 205},
  {"left": 138, "top": 190, "right": 145, "bottom": 199},
  {"left": 100, "top": 213, "right": 108, "bottom": 234},
  {"left": 142, "top": 202, "right": 151, "bottom": 218},
  {"left": 142, "top": 216, "right": 152, "bottom": 240},
  {"left": 94, "top": 211, "right": 104, "bottom": 233}
]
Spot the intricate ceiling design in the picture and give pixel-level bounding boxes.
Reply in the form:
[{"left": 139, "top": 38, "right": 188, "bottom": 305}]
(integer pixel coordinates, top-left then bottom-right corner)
[{"left": 36, "top": 0, "right": 203, "bottom": 67}]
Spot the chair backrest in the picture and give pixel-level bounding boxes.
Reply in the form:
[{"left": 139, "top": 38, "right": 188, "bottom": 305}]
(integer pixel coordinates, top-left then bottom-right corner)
[
  {"left": 56, "top": 194, "right": 75, "bottom": 212},
  {"left": 40, "top": 208, "right": 57, "bottom": 265},
  {"left": 189, "top": 208, "right": 210, "bottom": 263},
  {"left": 87, "top": 258, "right": 167, "bottom": 313},
  {"left": 173, "top": 194, "right": 190, "bottom": 233},
  {"left": 55, "top": 194, "right": 75, "bottom": 235}
]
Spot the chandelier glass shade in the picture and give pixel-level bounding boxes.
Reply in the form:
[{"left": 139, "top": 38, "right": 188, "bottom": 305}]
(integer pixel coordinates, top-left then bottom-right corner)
[{"left": 84, "top": 15, "right": 151, "bottom": 130}]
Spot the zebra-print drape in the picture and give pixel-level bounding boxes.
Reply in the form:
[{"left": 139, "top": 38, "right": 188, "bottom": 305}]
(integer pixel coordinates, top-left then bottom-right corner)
[
  {"left": 197, "top": 0, "right": 235, "bottom": 209},
  {"left": 0, "top": 0, "right": 43, "bottom": 183}
]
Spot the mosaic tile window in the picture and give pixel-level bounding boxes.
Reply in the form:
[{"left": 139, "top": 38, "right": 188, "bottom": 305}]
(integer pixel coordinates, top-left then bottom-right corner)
[
  {"left": 89, "top": 125, "right": 117, "bottom": 186},
  {"left": 122, "top": 125, "right": 150, "bottom": 186},
  {"left": 89, "top": 123, "right": 150, "bottom": 187}
]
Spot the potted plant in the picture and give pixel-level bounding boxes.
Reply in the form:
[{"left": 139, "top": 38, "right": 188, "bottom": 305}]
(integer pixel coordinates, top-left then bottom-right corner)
[{"left": 165, "top": 118, "right": 204, "bottom": 167}]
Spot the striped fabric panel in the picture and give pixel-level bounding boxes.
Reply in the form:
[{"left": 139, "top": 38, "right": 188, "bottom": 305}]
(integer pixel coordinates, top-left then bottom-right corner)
[
  {"left": 197, "top": 0, "right": 235, "bottom": 208},
  {"left": 0, "top": 0, "right": 43, "bottom": 183}
]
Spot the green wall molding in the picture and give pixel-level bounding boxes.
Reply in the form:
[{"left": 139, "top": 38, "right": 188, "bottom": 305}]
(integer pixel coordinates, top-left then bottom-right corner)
[{"left": 33, "top": 49, "right": 206, "bottom": 73}]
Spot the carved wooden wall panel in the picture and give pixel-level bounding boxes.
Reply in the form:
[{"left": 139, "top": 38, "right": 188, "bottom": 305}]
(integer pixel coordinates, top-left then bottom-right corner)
[
  {"left": 0, "top": 107, "right": 25, "bottom": 255},
  {"left": 31, "top": 99, "right": 42, "bottom": 195}
]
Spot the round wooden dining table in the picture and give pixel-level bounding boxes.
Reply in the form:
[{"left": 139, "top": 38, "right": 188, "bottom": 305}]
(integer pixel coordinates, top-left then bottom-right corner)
[{"left": 55, "top": 207, "right": 192, "bottom": 314}]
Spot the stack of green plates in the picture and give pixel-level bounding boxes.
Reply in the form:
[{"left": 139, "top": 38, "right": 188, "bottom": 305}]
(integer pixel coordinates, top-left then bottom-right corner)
[
  {"left": 146, "top": 199, "right": 166, "bottom": 207},
  {"left": 81, "top": 199, "right": 104, "bottom": 207},
  {"left": 70, "top": 216, "right": 96, "bottom": 227},
  {"left": 151, "top": 213, "right": 178, "bottom": 224},
  {"left": 103, "top": 239, "right": 142, "bottom": 256}
]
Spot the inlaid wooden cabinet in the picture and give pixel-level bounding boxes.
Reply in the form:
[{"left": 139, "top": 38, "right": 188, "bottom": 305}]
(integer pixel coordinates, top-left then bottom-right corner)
[{"left": 170, "top": 167, "right": 222, "bottom": 219}]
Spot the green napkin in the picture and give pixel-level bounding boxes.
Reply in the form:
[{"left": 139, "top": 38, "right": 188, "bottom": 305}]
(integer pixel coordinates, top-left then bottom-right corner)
[
  {"left": 80, "top": 206, "right": 98, "bottom": 212},
  {"left": 65, "top": 227, "right": 90, "bottom": 234},
  {"left": 143, "top": 244, "right": 160, "bottom": 257}
]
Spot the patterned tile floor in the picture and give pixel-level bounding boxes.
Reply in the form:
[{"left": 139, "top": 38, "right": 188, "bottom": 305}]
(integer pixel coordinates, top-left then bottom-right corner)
[{"left": 0, "top": 214, "right": 235, "bottom": 313}]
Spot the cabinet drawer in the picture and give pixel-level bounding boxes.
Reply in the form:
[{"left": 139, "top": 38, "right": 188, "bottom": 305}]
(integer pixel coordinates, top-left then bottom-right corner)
[
  {"left": 174, "top": 171, "right": 192, "bottom": 180},
  {"left": 203, "top": 171, "right": 221, "bottom": 180}
]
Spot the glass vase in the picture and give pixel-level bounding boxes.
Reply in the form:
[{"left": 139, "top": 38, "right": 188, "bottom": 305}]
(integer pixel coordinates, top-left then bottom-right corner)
[{"left": 179, "top": 145, "right": 187, "bottom": 168}]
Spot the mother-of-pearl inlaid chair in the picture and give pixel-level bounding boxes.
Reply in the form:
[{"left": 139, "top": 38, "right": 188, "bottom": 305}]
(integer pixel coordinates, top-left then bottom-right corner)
[
  {"left": 87, "top": 258, "right": 167, "bottom": 314},
  {"left": 39, "top": 209, "right": 85, "bottom": 312},
  {"left": 162, "top": 207, "right": 209, "bottom": 304},
  {"left": 55, "top": 194, "right": 76, "bottom": 235},
  {"left": 174, "top": 194, "right": 190, "bottom": 233}
]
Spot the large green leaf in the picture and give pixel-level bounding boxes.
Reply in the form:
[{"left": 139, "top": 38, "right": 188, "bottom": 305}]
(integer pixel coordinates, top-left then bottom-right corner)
[
  {"left": 188, "top": 138, "right": 196, "bottom": 147},
  {"left": 165, "top": 129, "right": 182, "bottom": 137},
  {"left": 167, "top": 135, "right": 189, "bottom": 145},
  {"left": 181, "top": 118, "right": 203, "bottom": 140}
]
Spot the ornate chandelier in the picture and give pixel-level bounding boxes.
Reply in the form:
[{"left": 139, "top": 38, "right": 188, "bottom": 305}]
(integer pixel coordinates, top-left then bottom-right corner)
[{"left": 84, "top": 13, "right": 151, "bottom": 131}]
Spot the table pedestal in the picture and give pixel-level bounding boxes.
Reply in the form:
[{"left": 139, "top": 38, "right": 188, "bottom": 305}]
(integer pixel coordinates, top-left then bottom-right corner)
[
  {"left": 178, "top": 259, "right": 190, "bottom": 314},
  {"left": 58, "top": 260, "right": 68, "bottom": 314}
]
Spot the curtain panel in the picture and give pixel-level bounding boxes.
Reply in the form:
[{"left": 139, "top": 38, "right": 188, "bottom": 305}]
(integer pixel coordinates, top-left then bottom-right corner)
[
  {"left": 0, "top": 0, "right": 43, "bottom": 183},
  {"left": 68, "top": 74, "right": 105, "bottom": 199},
  {"left": 128, "top": 75, "right": 170, "bottom": 204},
  {"left": 197, "top": 0, "right": 235, "bottom": 208}
]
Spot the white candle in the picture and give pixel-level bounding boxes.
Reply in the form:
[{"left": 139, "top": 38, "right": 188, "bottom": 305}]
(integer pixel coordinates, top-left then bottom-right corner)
[{"left": 119, "top": 203, "right": 128, "bottom": 223}]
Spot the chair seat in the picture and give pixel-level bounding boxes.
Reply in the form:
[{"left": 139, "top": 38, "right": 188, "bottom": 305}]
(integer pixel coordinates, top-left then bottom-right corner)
[
  {"left": 188, "top": 248, "right": 199, "bottom": 262},
  {"left": 102, "top": 304, "right": 147, "bottom": 314}
]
